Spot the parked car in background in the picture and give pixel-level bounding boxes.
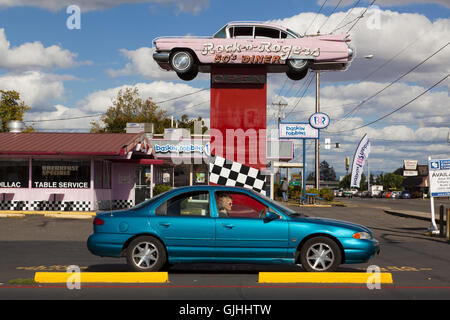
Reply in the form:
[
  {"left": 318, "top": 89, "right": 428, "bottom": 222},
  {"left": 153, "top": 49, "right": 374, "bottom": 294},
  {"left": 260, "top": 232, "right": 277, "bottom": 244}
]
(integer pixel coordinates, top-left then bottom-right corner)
[
  {"left": 153, "top": 21, "right": 354, "bottom": 81},
  {"left": 384, "top": 191, "right": 392, "bottom": 198},
  {"left": 391, "top": 191, "right": 401, "bottom": 199},
  {"left": 400, "top": 191, "right": 411, "bottom": 199}
]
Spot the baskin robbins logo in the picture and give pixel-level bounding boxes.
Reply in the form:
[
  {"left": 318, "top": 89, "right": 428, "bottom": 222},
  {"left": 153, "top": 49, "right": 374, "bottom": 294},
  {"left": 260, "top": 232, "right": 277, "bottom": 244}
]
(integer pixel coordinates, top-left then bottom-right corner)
[{"left": 154, "top": 142, "right": 210, "bottom": 155}]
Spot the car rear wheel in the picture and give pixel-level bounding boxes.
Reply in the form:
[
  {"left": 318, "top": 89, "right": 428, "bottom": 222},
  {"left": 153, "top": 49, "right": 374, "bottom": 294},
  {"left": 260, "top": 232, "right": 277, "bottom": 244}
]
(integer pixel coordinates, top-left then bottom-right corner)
[
  {"left": 286, "top": 59, "right": 310, "bottom": 80},
  {"left": 299, "top": 237, "right": 341, "bottom": 272},
  {"left": 126, "top": 236, "right": 166, "bottom": 272},
  {"left": 170, "top": 50, "right": 195, "bottom": 74}
]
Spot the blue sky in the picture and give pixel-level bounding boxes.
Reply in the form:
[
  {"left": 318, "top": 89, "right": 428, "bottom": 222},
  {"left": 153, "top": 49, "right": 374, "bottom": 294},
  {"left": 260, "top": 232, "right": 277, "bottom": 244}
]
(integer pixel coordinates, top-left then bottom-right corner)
[{"left": 0, "top": 0, "right": 448, "bottom": 176}]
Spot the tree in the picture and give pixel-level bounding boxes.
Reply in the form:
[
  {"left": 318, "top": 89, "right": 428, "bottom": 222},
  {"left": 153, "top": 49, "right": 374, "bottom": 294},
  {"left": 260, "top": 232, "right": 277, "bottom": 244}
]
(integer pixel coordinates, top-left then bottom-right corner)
[
  {"left": 307, "top": 160, "right": 337, "bottom": 181},
  {"left": 177, "top": 114, "right": 208, "bottom": 134},
  {"left": 90, "top": 87, "right": 208, "bottom": 134},
  {"left": 0, "top": 90, "right": 33, "bottom": 132},
  {"left": 338, "top": 173, "right": 367, "bottom": 190},
  {"left": 379, "top": 173, "right": 404, "bottom": 190},
  {"left": 90, "top": 87, "right": 170, "bottom": 133}
]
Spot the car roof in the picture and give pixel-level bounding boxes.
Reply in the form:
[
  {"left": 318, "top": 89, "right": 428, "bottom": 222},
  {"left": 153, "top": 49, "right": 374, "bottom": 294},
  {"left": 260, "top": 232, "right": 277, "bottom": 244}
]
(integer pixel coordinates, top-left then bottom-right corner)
[
  {"left": 225, "top": 21, "right": 289, "bottom": 32},
  {"left": 171, "top": 185, "right": 260, "bottom": 193}
]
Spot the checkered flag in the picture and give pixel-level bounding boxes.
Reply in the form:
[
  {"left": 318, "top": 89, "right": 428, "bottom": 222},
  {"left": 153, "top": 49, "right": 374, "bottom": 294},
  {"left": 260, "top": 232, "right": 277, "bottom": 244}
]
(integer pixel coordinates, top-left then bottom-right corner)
[{"left": 209, "top": 156, "right": 266, "bottom": 194}]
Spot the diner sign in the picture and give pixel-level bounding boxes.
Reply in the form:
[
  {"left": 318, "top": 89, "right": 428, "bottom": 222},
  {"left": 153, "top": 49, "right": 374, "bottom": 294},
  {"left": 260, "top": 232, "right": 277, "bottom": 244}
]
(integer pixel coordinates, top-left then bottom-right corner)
[
  {"left": 33, "top": 181, "right": 89, "bottom": 189},
  {"left": 0, "top": 181, "right": 22, "bottom": 188}
]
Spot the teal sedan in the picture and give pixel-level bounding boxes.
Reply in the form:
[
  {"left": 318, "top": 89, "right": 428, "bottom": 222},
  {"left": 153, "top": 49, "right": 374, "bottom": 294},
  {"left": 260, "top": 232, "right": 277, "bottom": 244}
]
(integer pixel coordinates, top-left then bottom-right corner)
[{"left": 87, "top": 186, "right": 380, "bottom": 272}]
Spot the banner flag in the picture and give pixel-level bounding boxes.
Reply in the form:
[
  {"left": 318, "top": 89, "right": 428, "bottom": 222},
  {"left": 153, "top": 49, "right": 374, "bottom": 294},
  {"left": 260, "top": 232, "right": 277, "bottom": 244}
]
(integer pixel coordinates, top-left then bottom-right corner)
[{"left": 350, "top": 134, "right": 371, "bottom": 188}]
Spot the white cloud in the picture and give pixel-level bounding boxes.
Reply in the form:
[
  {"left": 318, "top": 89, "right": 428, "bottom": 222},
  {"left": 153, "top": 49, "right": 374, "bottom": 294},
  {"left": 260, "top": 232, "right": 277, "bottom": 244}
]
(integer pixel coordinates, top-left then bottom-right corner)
[
  {"left": 0, "top": 71, "right": 67, "bottom": 111},
  {"left": 270, "top": 8, "right": 450, "bottom": 86},
  {"left": 0, "top": 0, "right": 209, "bottom": 13},
  {"left": 79, "top": 81, "right": 210, "bottom": 118},
  {"left": 0, "top": 28, "right": 87, "bottom": 71},
  {"left": 324, "top": 0, "right": 450, "bottom": 9},
  {"left": 107, "top": 47, "right": 178, "bottom": 80}
]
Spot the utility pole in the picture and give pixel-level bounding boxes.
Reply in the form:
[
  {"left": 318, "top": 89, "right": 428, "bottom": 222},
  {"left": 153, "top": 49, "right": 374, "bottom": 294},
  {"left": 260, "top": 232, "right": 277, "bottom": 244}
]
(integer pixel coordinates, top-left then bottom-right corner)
[
  {"left": 273, "top": 100, "right": 287, "bottom": 184},
  {"left": 315, "top": 72, "right": 320, "bottom": 190}
]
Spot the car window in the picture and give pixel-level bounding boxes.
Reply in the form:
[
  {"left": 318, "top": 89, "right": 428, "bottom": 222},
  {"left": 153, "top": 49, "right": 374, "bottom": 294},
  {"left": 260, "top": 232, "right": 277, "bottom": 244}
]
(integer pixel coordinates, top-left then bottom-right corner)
[
  {"left": 233, "top": 26, "right": 254, "bottom": 38},
  {"left": 213, "top": 26, "right": 227, "bottom": 38},
  {"left": 215, "top": 191, "right": 268, "bottom": 219},
  {"left": 255, "top": 27, "right": 280, "bottom": 39},
  {"left": 156, "top": 191, "right": 210, "bottom": 217}
]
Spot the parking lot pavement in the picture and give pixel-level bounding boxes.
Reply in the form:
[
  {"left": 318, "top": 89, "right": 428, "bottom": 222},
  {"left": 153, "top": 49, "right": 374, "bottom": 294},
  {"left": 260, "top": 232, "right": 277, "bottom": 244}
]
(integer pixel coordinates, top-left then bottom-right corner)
[{"left": 0, "top": 201, "right": 449, "bottom": 299}]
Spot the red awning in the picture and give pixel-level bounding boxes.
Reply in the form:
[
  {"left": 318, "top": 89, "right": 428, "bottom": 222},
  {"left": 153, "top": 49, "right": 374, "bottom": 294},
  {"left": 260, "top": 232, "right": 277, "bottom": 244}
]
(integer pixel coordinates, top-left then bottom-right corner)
[{"left": 0, "top": 132, "right": 148, "bottom": 156}]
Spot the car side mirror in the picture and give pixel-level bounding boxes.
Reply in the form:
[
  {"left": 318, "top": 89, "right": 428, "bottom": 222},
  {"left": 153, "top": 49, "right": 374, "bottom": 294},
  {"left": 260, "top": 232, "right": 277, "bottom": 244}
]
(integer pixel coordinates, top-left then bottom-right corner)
[{"left": 264, "top": 211, "right": 279, "bottom": 222}]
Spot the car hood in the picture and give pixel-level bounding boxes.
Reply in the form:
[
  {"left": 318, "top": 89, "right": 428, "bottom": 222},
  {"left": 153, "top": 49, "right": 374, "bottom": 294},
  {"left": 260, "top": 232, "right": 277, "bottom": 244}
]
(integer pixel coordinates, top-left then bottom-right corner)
[{"left": 293, "top": 216, "right": 371, "bottom": 234}]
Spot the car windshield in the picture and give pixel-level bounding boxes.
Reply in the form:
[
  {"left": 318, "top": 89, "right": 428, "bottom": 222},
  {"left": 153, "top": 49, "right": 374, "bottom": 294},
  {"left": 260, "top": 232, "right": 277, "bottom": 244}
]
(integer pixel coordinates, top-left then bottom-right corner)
[
  {"left": 249, "top": 189, "right": 301, "bottom": 217},
  {"left": 286, "top": 28, "right": 301, "bottom": 38}
]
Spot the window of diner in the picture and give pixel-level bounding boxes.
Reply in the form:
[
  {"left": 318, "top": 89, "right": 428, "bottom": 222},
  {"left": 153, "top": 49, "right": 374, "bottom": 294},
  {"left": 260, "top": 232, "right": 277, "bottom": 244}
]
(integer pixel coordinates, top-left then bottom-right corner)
[
  {"left": 94, "top": 160, "right": 111, "bottom": 189},
  {"left": 32, "top": 159, "right": 90, "bottom": 189},
  {"left": 193, "top": 164, "right": 208, "bottom": 185},
  {"left": 0, "top": 159, "right": 29, "bottom": 188}
]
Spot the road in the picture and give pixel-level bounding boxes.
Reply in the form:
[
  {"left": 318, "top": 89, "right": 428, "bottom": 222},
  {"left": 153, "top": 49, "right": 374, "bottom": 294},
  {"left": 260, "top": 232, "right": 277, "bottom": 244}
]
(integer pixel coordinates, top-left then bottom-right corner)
[{"left": 0, "top": 198, "right": 449, "bottom": 301}]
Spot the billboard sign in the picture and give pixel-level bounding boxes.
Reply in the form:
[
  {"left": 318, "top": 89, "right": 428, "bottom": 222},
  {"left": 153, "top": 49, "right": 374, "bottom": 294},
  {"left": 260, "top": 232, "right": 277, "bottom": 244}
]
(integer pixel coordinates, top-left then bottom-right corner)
[
  {"left": 279, "top": 123, "right": 319, "bottom": 139},
  {"left": 429, "top": 158, "right": 450, "bottom": 197}
]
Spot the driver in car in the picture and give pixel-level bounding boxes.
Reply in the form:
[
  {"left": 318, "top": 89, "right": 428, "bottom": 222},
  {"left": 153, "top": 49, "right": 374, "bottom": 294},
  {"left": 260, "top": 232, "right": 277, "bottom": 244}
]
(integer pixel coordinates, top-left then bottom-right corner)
[{"left": 216, "top": 193, "right": 233, "bottom": 217}]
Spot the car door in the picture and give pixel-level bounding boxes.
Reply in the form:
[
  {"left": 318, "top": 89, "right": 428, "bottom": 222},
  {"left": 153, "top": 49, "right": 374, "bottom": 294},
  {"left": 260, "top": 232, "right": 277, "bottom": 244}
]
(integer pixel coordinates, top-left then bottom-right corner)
[
  {"left": 213, "top": 190, "right": 289, "bottom": 260},
  {"left": 150, "top": 190, "right": 215, "bottom": 259}
]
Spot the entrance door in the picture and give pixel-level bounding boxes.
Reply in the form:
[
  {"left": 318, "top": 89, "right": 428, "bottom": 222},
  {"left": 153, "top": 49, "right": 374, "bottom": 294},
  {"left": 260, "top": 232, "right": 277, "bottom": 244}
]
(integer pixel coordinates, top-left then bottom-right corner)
[{"left": 135, "top": 165, "right": 151, "bottom": 205}]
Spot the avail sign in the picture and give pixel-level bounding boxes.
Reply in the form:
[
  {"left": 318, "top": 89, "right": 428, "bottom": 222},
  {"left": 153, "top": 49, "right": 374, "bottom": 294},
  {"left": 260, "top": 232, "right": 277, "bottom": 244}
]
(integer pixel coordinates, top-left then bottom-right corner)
[{"left": 429, "top": 158, "right": 450, "bottom": 197}]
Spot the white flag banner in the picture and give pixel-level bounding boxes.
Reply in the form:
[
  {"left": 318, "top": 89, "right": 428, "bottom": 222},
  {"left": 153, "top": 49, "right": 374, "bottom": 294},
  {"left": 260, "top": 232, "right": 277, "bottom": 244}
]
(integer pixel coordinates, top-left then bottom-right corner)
[{"left": 351, "top": 134, "right": 371, "bottom": 188}]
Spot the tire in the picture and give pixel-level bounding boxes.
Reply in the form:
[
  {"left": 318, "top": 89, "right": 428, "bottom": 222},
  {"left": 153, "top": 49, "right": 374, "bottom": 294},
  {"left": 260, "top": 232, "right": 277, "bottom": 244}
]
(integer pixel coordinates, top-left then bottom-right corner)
[
  {"left": 170, "top": 50, "right": 195, "bottom": 74},
  {"left": 286, "top": 69, "right": 308, "bottom": 81},
  {"left": 177, "top": 69, "right": 198, "bottom": 81},
  {"left": 126, "top": 236, "right": 167, "bottom": 272},
  {"left": 299, "top": 237, "right": 341, "bottom": 272},
  {"left": 287, "top": 59, "right": 310, "bottom": 72}
]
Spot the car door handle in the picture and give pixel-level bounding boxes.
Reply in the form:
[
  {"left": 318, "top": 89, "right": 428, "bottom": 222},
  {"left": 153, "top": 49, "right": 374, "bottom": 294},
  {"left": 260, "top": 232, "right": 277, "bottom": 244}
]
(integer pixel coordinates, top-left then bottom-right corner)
[
  {"left": 222, "top": 224, "right": 235, "bottom": 229},
  {"left": 159, "top": 222, "right": 171, "bottom": 227}
]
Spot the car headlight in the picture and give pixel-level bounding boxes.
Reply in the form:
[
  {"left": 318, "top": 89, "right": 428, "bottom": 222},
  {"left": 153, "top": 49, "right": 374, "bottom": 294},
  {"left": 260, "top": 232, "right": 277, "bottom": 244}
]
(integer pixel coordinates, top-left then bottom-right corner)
[{"left": 353, "top": 232, "right": 371, "bottom": 240}]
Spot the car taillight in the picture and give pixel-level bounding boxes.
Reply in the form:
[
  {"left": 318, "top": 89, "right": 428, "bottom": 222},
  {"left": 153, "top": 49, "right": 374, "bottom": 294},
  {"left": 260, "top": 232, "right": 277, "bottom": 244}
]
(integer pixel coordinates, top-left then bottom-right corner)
[{"left": 93, "top": 217, "right": 104, "bottom": 226}]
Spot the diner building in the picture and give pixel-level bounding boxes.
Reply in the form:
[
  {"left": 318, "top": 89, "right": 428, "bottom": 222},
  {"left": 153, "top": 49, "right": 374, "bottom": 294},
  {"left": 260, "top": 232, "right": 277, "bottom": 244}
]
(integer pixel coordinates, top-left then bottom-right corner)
[{"left": 0, "top": 124, "right": 294, "bottom": 212}]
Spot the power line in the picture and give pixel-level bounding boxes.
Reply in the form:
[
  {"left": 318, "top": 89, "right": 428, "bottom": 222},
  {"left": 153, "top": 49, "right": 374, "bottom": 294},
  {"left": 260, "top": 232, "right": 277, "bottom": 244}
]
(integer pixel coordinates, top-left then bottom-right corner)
[
  {"left": 23, "top": 88, "right": 208, "bottom": 123},
  {"left": 327, "top": 73, "right": 449, "bottom": 134},
  {"left": 318, "top": 0, "right": 344, "bottom": 33},
  {"left": 304, "top": 0, "right": 329, "bottom": 36},
  {"left": 330, "top": 41, "right": 450, "bottom": 125},
  {"left": 284, "top": 73, "right": 315, "bottom": 118},
  {"left": 330, "top": 0, "right": 362, "bottom": 34},
  {"left": 346, "top": 0, "right": 376, "bottom": 33}
]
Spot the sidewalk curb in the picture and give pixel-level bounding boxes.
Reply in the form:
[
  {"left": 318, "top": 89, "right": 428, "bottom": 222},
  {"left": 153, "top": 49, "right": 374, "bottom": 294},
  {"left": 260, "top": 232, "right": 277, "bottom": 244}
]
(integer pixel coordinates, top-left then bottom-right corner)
[
  {"left": 0, "top": 210, "right": 96, "bottom": 218},
  {"left": 383, "top": 209, "right": 432, "bottom": 222}
]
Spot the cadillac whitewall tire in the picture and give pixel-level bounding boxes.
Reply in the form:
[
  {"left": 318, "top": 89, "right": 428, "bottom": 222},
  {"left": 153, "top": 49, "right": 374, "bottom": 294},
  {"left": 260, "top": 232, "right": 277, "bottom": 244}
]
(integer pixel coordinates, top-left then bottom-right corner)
[{"left": 170, "top": 50, "right": 195, "bottom": 74}]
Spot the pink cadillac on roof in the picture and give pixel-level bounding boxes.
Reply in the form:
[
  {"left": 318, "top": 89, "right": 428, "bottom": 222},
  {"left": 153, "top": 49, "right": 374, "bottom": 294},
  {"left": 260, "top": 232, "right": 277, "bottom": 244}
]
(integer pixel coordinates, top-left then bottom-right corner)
[{"left": 153, "top": 21, "right": 354, "bottom": 81}]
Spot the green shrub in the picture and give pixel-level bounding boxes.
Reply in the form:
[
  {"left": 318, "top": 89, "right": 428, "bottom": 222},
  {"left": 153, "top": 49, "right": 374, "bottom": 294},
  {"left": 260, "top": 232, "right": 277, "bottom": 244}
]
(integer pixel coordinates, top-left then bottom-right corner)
[{"left": 153, "top": 184, "right": 172, "bottom": 196}]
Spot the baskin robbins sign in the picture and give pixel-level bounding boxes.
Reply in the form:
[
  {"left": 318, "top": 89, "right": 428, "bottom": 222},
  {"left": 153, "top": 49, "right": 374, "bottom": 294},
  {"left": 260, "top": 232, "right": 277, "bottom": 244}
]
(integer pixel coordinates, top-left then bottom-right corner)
[
  {"left": 279, "top": 123, "right": 319, "bottom": 140},
  {"left": 151, "top": 140, "right": 210, "bottom": 158}
]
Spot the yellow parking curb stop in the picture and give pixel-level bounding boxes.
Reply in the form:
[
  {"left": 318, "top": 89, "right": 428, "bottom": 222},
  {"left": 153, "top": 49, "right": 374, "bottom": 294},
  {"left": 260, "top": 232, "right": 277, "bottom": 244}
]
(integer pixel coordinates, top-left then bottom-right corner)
[
  {"left": 34, "top": 272, "right": 169, "bottom": 283},
  {"left": 258, "top": 272, "right": 393, "bottom": 284}
]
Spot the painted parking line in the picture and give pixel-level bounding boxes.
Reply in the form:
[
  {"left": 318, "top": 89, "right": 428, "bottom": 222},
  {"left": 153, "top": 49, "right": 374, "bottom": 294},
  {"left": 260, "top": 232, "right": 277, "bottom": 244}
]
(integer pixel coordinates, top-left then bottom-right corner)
[
  {"left": 34, "top": 272, "right": 169, "bottom": 283},
  {"left": 258, "top": 272, "right": 393, "bottom": 284}
]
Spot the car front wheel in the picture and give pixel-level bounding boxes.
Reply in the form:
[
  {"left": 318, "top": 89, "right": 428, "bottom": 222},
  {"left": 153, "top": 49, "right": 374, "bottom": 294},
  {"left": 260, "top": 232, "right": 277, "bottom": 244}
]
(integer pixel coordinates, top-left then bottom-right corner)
[
  {"left": 126, "top": 236, "right": 167, "bottom": 272},
  {"left": 170, "top": 50, "right": 195, "bottom": 74},
  {"left": 299, "top": 237, "right": 341, "bottom": 272}
]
